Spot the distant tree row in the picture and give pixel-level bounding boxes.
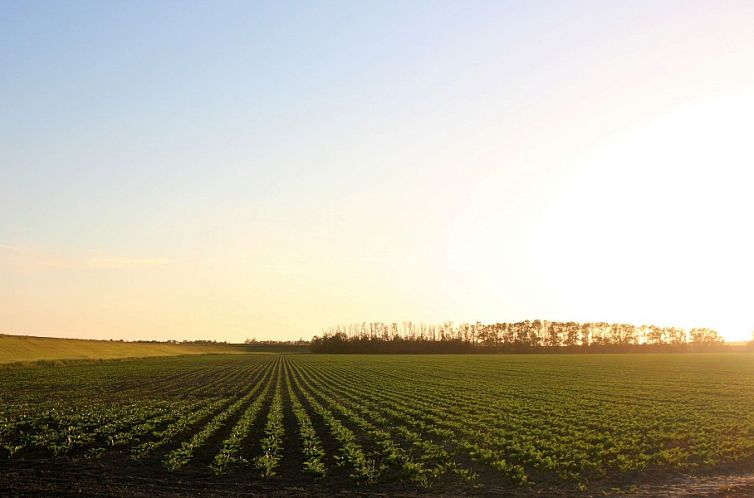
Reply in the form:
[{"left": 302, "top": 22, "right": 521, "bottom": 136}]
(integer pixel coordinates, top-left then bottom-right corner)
[
  {"left": 108, "top": 339, "right": 229, "bottom": 344},
  {"left": 244, "top": 338, "right": 310, "bottom": 346},
  {"left": 310, "top": 320, "right": 724, "bottom": 353}
]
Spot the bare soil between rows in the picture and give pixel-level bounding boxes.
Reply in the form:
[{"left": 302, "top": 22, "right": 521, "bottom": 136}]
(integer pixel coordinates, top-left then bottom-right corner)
[{"left": 2, "top": 456, "right": 754, "bottom": 497}]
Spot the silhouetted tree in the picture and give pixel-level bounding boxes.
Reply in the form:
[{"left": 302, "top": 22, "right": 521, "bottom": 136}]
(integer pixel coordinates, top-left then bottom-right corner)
[{"left": 311, "top": 320, "right": 725, "bottom": 353}]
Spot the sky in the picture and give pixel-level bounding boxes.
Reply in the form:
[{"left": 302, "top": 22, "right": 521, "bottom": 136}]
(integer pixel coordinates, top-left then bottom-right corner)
[{"left": 2, "top": 1, "right": 754, "bottom": 342}]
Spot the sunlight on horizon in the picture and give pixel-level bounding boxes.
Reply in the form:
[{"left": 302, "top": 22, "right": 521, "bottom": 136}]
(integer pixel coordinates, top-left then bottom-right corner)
[{"left": 529, "top": 90, "right": 754, "bottom": 342}]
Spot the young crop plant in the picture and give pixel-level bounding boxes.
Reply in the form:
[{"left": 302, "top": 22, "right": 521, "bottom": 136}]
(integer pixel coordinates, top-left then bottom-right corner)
[
  {"left": 107, "top": 401, "right": 198, "bottom": 450},
  {"left": 293, "top": 364, "right": 434, "bottom": 486},
  {"left": 133, "top": 398, "right": 229, "bottom": 459},
  {"left": 211, "top": 370, "right": 274, "bottom": 474},
  {"left": 5, "top": 351, "right": 754, "bottom": 494},
  {"left": 289, "top": 366, "right": 380, "bottom": 482},
  {"left": 164, "top": 372, "right": 273, "bottom": 471},
  {"left": 285, "top": 366, "right": 326, "bottom": 477},
  {"left": 296, "top": 363, "right": 463, "bottom": 485},
  {"left": 254, "top": 379, "right": 285, "bottom": 477}
]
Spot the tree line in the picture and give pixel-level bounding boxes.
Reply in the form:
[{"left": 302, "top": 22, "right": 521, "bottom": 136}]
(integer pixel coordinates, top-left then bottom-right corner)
[{"left": 310, "top": 320, "right": 725, "bottom": 354}]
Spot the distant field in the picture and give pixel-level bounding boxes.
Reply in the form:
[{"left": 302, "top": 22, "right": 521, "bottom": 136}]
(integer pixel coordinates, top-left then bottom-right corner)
[
  {"left": 0, "top": 334, "right": 242, "bottom": 364},
  {"left": 1, "top": 353, "right": 754, "bottom": 496}
]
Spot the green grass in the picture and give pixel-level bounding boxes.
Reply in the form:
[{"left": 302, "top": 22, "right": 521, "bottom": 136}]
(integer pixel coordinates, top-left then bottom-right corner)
[{"left": 0, "top": 334, "right": 242, "bottom": 364}]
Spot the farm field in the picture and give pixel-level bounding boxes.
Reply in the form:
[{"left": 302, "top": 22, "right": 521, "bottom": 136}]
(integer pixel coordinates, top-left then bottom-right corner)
[
  {"left": 2, "top": 354, "right": 754, "bottom": 496},
  {"left": 0, "top": 334, "right": 243, "bottom": 364}
]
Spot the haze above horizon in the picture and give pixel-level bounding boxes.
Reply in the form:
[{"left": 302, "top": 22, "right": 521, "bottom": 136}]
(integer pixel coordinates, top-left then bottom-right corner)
[{"left": 2, "top": 1, "right": 753, "bottom": 342}]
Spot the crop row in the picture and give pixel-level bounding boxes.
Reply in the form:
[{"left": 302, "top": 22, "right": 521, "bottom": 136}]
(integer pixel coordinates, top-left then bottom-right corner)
[{"left": 2, "top": 353, "right": 754, "bottom": 493}]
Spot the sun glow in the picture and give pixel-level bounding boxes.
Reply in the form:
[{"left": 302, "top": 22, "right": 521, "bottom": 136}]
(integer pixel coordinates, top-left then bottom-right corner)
[{"left": 534, "top": 91, "right": 754, "bottom": 341}]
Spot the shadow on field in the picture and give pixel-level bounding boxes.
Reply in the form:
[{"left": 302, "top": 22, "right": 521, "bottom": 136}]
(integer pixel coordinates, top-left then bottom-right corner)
[{"left": 2, "top": 456, "right": 754, "bottom": 497}]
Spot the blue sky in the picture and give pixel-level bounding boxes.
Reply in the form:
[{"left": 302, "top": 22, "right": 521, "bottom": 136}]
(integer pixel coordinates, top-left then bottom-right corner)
[{"left": 2, "top": 1, "right": 754, "bottom": 341}]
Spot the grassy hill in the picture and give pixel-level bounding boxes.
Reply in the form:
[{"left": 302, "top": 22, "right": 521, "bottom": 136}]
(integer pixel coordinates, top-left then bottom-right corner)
[{"left": 0, "top": 334, "right": 243, "bottom": 364}]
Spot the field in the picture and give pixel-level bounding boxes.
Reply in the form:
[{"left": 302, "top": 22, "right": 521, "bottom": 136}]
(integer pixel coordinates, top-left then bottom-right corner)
[
  {"left": 0, "top": 334, "right": 242, "bottom": 364},
  {"left": 2, "top": 354, "right": 754, "bottom": 496}
]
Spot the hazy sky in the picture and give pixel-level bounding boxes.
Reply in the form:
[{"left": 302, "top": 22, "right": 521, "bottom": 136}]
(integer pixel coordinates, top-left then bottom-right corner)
[{"left": 2, "top": 1, "right": 754, "bottom": 342}]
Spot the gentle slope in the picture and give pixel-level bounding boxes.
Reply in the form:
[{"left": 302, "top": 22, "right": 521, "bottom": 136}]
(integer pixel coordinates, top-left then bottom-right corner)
[{"left": 0, "top": 334, "right": 241, "bottom": 364}]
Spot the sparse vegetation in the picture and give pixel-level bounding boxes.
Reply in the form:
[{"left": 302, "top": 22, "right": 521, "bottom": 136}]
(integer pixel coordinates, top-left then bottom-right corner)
[{"left": 0, "top": 334, "right": 242, "bottom": 364}]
